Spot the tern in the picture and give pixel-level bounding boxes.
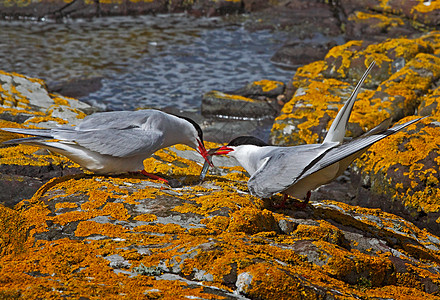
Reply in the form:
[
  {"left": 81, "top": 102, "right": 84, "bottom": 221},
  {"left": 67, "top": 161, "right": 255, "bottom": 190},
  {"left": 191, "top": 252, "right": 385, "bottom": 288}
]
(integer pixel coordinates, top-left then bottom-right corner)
[
  {"left": 202, "top": 61, "right": 423, "bottom": 207},
  {"left": 1, "top": 109, "right": 212, "bottom": 186}
]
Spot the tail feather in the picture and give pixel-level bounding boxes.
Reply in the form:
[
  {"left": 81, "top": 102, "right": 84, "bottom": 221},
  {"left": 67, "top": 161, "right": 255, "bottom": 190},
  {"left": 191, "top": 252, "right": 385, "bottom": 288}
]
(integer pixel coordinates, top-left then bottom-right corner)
[
  {"left": 3, "top": 136, "right": 48, "bottom": 145},
  {"left": 323, "top": 61, "right": 376, "bottom": 144},
  {"left": 1, "top": 128, "right": 54, "bottom": 138}
]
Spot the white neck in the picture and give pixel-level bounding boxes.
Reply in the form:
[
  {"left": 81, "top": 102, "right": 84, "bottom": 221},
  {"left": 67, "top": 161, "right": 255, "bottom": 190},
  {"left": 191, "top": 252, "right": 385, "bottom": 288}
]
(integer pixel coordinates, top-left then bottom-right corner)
[{"left": 229, "top": 145, "right": 272, "bottom": 175}]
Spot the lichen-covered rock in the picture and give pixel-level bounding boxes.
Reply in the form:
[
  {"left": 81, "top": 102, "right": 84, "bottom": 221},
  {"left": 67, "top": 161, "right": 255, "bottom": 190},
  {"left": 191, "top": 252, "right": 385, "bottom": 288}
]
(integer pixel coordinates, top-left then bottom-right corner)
[
  {"left": 1, "top": 161, "right": 440, "bottom": 298},
  {"left": 0, "top": 71, "right": 93, "bottom": 207},
  {"left": 352, "top": 117, "right": 440, "bottom": 233},
  {"left": 0, "top": 70, "right": 93, "bottom": 127},
  {"left": 270, "top": 32, "right": 440, "bottom": 146},
  {"left": 345, "top": 11, "right": 417, "bottom": 42},
  {"left": 270, "top": 32, "right": 440, "bottom": 246},
  {"left": 1, "top": 105, "right": 440, "bottom": 298},
  {"left": 0, "top": 204, "right": 29, "bottom": 257}
]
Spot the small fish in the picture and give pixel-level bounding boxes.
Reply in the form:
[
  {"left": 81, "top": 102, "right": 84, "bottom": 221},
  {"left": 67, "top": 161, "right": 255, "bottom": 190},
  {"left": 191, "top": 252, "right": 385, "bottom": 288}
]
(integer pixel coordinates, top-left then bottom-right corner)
[
  {"left": 199, "top": 156, "right": 212, "bottom": 182},
  {"left": 199, "top": 147, "right": 234, "bottom": 182}
]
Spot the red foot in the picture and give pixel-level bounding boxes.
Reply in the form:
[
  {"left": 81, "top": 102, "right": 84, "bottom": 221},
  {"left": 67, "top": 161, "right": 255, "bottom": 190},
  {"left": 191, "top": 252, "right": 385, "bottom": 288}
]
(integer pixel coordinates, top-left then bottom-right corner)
[{"left": 140, "top": 170, "right": 169, "bottom": 184}]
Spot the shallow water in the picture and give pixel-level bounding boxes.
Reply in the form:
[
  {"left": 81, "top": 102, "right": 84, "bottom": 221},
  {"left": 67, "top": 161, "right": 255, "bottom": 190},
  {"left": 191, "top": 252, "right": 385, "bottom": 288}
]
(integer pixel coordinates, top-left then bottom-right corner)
[{"left": 1, "top": 14, "right": 293, "bottom": 112}]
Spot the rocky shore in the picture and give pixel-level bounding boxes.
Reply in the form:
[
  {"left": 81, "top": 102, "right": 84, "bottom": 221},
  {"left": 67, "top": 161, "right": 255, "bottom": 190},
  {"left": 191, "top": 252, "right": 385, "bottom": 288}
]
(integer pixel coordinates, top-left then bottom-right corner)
[{"left": 1, "top": 1, "right": 440, "bottom": 299}]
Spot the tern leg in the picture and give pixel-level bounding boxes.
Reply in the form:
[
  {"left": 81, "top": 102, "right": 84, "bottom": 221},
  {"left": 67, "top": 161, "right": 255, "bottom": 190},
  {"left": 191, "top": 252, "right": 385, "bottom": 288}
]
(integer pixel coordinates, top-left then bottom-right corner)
[
  {"left": 140, "top": 170, "right": 182, "bottom": 188},
  {"left": 274, "top": 191, "right": 310, "bottom": 209},
  {"left": 292, "top": 191, "right": 311, "bottom": 209},
  {"left": 272, "top": 194, "right": 289, "bottom": 209},
  {"left": 141, "top": 170, "right": 169, "bottom": 183}
]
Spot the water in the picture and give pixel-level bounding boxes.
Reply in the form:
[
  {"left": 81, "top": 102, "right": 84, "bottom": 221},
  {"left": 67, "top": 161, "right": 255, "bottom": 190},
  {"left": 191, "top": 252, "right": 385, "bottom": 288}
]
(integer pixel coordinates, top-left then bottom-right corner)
[{"left": 1, "top": 14, "right": 293, "bottom": 112}]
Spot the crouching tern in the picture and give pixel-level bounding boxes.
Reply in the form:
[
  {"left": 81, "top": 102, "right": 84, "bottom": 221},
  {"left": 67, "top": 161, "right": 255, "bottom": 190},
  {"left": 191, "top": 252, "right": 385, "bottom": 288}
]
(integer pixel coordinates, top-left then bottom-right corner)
[
  {"left": 1, "top": 109, "right": 212, "bottom": 186},
  {"left": 203, "top": 61, "right": 423, "bottom": 207}
]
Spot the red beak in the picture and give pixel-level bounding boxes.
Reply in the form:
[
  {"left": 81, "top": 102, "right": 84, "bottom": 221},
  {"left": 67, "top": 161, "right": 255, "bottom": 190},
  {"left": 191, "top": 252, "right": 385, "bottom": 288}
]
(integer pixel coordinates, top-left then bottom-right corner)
[
  {"left": 197, "top": 140, "right": 215, "bottom": 168},
  {"left": 208, "top": 145, "right": 234, "bottom": 156}
]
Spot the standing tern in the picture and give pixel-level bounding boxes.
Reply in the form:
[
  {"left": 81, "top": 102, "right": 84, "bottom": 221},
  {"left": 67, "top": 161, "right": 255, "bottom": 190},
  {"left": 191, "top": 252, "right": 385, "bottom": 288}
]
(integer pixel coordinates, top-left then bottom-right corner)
[
  {"left": 203, "top": 61, "right": 424, "bottom": 207},
  {"left": 1, "top": 109, "right": 212, "bottom": 186}
]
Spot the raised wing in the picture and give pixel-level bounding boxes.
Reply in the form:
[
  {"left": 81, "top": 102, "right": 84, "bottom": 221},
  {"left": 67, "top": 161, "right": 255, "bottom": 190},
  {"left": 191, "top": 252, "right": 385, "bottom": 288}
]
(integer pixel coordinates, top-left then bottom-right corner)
[
  {"left": 247, "top": 143, "right": 335, "bottom": 198},
  {"left": 299, "top": 117, "right": 423, "bottom": 181},
  {"left": 323, "top": 61, "right": 375, "bottom": 144}
]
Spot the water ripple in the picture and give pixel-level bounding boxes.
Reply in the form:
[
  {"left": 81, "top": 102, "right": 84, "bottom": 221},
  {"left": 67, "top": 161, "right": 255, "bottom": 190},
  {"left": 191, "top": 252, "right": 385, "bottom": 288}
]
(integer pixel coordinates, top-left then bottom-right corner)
[{"left": 1, "top": 14, "right": 292, "bottom": 111}]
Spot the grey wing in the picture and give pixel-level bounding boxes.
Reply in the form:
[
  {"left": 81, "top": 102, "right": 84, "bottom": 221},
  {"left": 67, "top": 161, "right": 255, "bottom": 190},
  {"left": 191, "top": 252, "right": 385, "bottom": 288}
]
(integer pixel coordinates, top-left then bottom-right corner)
[
  {"left": 299, "top": 117, "right": 424, "bottom": 180},
  {"left": 77, "top": 110, "right": 157, "bottom": 131},
  {"left": 247, "top": 144, "right": 334, "bottom": 198},
  {"left": 54, "top": 128, "right": 165, "bottom": 157}
]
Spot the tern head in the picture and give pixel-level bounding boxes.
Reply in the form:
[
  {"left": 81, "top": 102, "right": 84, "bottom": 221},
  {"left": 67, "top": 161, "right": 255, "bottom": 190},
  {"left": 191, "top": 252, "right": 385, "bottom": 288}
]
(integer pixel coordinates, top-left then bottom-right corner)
[
  {"left": 208, "top": 136, "right": 269, "bottom": 156},
  {"left": 177, "top": 116, "right": 213, "bottom": 167}
]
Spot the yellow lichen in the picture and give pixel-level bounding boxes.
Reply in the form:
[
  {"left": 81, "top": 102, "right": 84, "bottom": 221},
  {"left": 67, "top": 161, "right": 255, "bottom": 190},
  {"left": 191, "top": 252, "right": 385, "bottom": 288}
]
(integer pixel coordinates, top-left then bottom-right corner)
[{"left": 349, "top": 11, "right": 404, "bottom": 29}]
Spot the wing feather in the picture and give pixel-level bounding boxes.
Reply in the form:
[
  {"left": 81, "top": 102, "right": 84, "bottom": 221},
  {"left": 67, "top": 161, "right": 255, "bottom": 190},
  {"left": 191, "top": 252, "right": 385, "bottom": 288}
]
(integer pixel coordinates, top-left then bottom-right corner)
[
  {"left": 55, "top": 128, "right": 164, "bottom": 157},
  {"left": 299, "top": 117, "right": 423, "bottom": 180},
  {"left": 247, "top": 144, "right": 334, "bottom": 198}
]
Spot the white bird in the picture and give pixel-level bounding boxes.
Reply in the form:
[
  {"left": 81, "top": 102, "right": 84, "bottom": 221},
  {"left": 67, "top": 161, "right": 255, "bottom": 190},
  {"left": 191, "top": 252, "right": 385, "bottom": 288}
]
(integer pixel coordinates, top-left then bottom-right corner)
[
  {"left": 204, "top": 62, "right": 423, "bottom": 207},
  {"left": 1, "top": 109, "right": 211, "bottom": 186}
]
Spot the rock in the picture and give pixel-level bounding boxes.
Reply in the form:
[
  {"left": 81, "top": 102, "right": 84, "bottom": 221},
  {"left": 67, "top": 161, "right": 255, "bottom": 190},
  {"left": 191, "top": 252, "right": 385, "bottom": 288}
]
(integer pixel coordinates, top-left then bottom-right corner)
[
  {"left": 270, "top": 32, "right": 440, "bottom": 146},
  {"left": 0, "top": 205, "right": 28, "bottom": 256},
  {"left": 2, "top": 151, "right": 440, "bottom": 298},
  {"left": 0, "top": 70, "right": 94, "bottom": 127},
  {"left": 188, "top": 0, "right": 243, "bottom": 17},
  {"left": 270, "top": 32, "right": 440, "bottom": 237},
  {"left": 271, "top": 39, "right": 339, "bottom": 68},
  {"left": 0, "top": 71, "right": 92, "bottom": 207},
  {"left": 227, "top": 207, "right": 280, "bottom": 234},
  {"left": 201, "top": 89, "right": 280, "bottom": 119},
  {"left": 243, "top": 1, "right": 342, "bottom": 36},
  {"left": 230, "top": 80, "right": 285, "bottom": 99},
  {"left": 345, "top": 11, "right": 419, "bottom": 42},
  {"left": 1, "top": 99, "right": 440, "bottom": 298},
  {"left": 0, "top": 0, "right": 245, "bottom": 20},
  {"left": 352, "top": 117, "right": 440, "bottom": 234},
  {"left": 338, "top": 0, "right": 440, "bottom": 28},
  {"left": 47, "top": 77, "right": 104, "bottom": 100}
]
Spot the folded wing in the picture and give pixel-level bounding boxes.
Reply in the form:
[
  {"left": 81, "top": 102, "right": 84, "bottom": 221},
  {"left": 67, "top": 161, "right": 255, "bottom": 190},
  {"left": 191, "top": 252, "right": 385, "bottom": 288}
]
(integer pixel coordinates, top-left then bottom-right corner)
[
  {"left": 2, "top": 127, "right": 164, "bottom": 158},
  {"left": 247, "top": 144, "right": 335, "bottom": 198}
]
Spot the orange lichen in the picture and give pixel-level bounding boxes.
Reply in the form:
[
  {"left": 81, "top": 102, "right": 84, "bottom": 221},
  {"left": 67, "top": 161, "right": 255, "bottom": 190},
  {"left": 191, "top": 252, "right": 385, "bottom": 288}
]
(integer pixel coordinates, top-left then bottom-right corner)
[
  {"left": 325, "top": 40, "right": 364, "bottom": 77},
  {"left": 252, "top": 79, "right": 284, "bottom": 92},
  {"left": 357, "top": 117, "right": 440, "bottom": 213},
  {"left": 227, "top": 207, "right": 278, "bottom": 235},
  {"left": 133, "top": 213, "right": 157, "bottom": 222},
  {"left": 0, "top": 205, "right": 29, "bottom": 256}
]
